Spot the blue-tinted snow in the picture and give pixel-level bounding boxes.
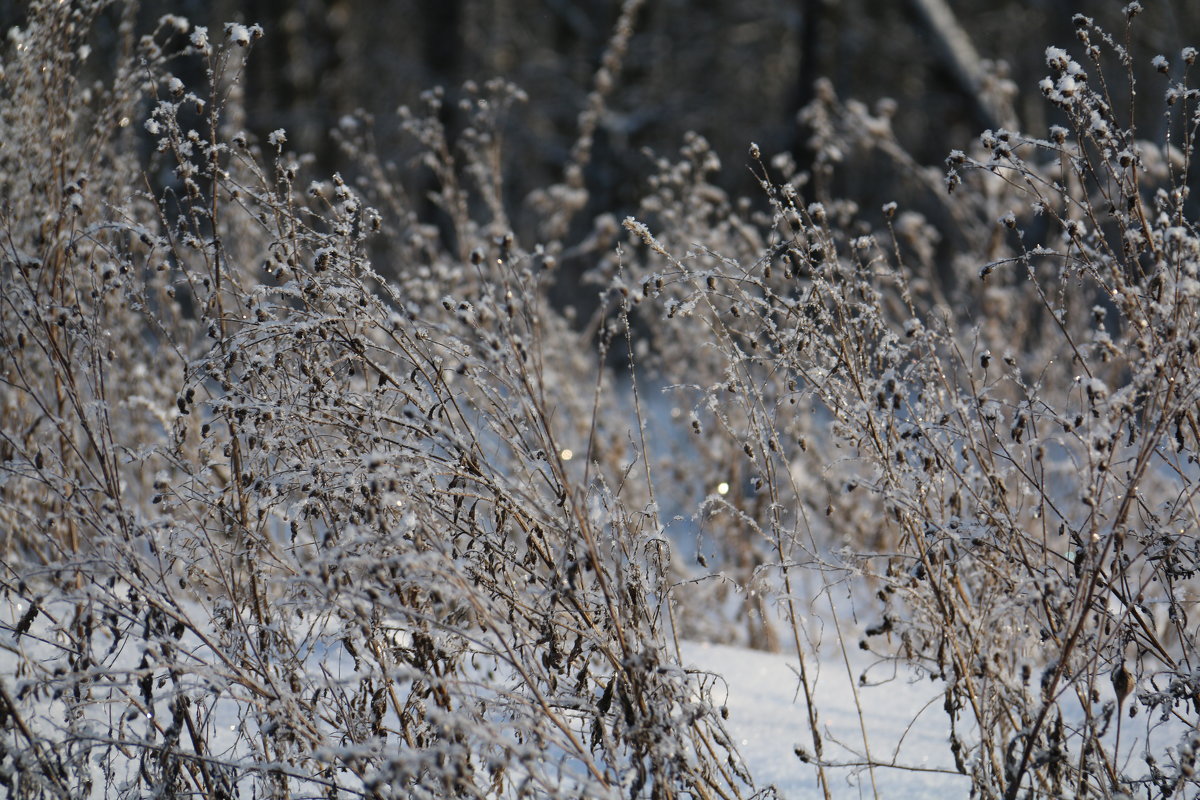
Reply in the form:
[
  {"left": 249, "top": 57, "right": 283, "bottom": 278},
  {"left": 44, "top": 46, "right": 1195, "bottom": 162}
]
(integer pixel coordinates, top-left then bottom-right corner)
[{"left": 681, "top": 640, "right": 969, "bottom": 799}]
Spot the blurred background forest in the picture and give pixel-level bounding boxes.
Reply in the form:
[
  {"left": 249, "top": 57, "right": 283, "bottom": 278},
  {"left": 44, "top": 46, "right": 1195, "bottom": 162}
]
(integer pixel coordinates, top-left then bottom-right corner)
[{"left": 7, "top": 0, "right": 1197, "bottom": 303}]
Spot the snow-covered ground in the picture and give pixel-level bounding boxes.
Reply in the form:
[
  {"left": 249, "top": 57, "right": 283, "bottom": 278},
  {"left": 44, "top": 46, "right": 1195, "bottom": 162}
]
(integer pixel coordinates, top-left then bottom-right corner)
[
  {"left": 681, "top": 640, "right": 968, "bottom": 799},
  {"left": 1, "top": 595, "right": 962, "bottom": 799},
  {"left": 5, "top": 589, "right": 1181, "bottom": 798}
]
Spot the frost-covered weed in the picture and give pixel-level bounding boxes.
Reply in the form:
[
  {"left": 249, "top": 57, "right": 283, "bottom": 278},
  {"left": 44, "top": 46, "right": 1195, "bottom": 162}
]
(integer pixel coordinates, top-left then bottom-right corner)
[
  {"left": 621, "top": 9, "right": 1200, "bottom": 800},
  {"left": 0, "top": 3, "right": 747, "bottom": 799},
  {"left": 4, "top": 2, "right": 1200, "bottom": 800}
]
